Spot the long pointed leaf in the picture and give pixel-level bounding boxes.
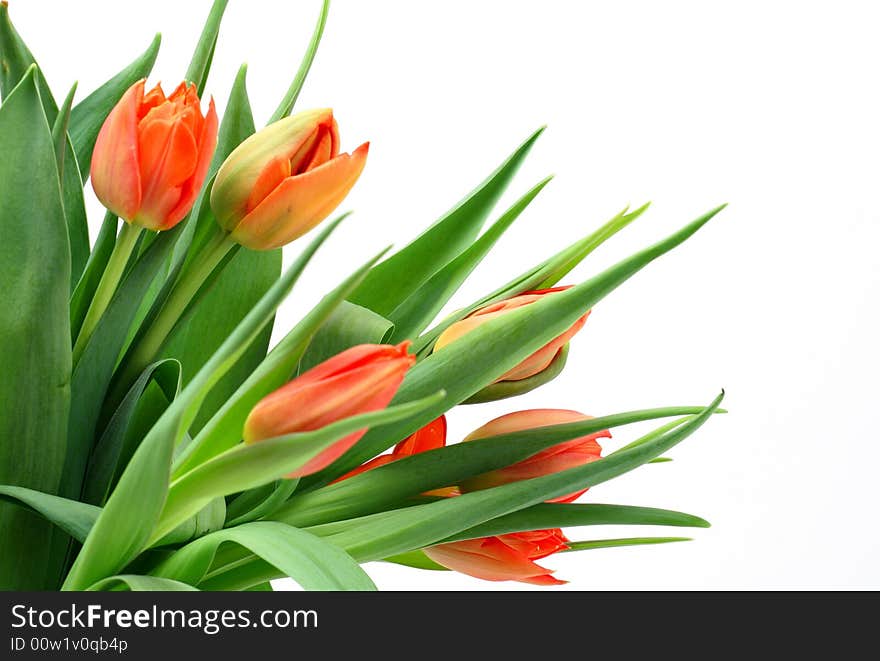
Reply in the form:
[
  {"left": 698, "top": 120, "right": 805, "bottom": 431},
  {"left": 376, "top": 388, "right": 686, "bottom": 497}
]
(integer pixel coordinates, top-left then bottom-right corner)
[
  {"left": 0, "top": 69, "right": 71, "bottom": 589},
  {"left": 153, "top": 521, "right": 374, "bottom": 591},
  {"left": 348, "top": 128, "right": 545, "bottom": 315},
  {"left": 388, "top": 176, "right": 553, "bottom": 341}
]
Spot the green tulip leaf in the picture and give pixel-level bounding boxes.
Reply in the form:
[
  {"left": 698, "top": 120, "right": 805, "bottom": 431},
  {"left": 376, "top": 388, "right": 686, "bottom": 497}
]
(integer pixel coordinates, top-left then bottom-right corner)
[
  {"left": 81, "top": 360, "right": 181, "bottom": 506},
  {"left": 388, "top": 176, "right": 553, "bottom": 342},
  {"left": 269, "top": 0, "right": 330, "bottom": 122},
  {"left": 0, "top": 69, "right": 71, "bottom": 589},
  {"left": 349, "top": 128, "right": 544, "bottom": 316},
  {"left": 152, "top": 521, "right": 374, "bottom": 591},
  {"left": 0, "top": 485, "right": 100, "bottom": 544},
  {"left": 87, "top": 575, "right": 198, "bottom": 592},
  {"left": 444, "top": 503, "right": 709, "bottom": 543},
  {"left": 185, "top": 0, "right": 229, "bottom": 95}
]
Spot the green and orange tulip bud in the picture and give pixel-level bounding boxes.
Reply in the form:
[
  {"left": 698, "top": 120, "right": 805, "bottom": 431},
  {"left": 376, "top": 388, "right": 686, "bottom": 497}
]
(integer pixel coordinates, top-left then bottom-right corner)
[
  {"left": 459, "top": 409, "right": 609, "bottom": 503},
  {"left": 90, "top": 79, "right": 218, "bottom": 230},
  {"left": 211, "top": 108, "right": 369, "bottom": 250},
  {"left": 424, "top": 529, "right": 570, "bottom": 586},
  {"left": 433, "top": 286, "right": 588, "bottom": 383},
  {"left": 243, "top": 342, "right": 414, "bottom": 477}
]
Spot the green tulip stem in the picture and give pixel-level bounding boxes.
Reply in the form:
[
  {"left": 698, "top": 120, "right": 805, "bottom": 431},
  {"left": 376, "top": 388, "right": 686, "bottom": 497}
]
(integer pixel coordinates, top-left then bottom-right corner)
[
  {"left": 116, "top": 230, "right": 237, "bottom": 392},
  {"left": 72, "top": 222, "right": 143, "bottom": 365}
]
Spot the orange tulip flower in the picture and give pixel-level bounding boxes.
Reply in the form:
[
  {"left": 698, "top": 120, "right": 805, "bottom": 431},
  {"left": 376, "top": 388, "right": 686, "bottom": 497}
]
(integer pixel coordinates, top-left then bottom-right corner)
[
  {"left": 243, "top": 342, "right": 414, "bottom": 477},
  {"left": 424, "top": 529, "right": 570, "bottom": 585},
  {"left": 433, "top": 286, "right": 588, "bottom": 382},
  {"left": 211, "top": 108, "right": 369, "bottom": 250},
  {"left": 90, "top": 79, "right": 218, "bottom": 230},
  {"left": 459, "top": 409, "right": 609, "bottom": 503}
]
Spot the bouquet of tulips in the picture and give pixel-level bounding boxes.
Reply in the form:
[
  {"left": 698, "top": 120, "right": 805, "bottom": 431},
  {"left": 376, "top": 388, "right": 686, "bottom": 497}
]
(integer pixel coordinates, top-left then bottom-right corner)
[{"left": 0, "top": 0, "right": 724, "bottom": 592}]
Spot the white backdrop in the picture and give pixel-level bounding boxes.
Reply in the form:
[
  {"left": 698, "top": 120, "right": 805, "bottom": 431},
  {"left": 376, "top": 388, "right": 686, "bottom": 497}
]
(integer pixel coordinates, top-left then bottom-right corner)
[{"left": 15, "top": 0, "right": 879, "bottom": 589}]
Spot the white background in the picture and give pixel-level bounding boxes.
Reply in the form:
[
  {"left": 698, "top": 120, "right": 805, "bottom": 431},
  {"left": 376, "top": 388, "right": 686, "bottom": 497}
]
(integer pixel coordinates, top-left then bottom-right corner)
[{"left": 15, "top": 1, "right": 880, "bottom": 589}]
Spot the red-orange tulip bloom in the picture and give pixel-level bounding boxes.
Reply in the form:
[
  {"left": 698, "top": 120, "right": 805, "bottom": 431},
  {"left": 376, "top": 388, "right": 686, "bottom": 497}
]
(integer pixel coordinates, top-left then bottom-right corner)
[
  {"left": 333, "top": 416, "right": 448, "bottom": 482},
  {"left": 459, "top": 409, "right": 609, "bottom": 503},
  {"left": 433, "top": 286, "right": 588, "bottom": 382},
  {"left": 243, "top": 342, "right": 415, "bottom": 477},
  {"left": 424, "top": 529, "right": 570, "bottom": 585},
  {"left": 91, "top": 79, "right": 218, "bottom": 230},
  {"left": 211, "top": 108, "right": 369, "bottom": 250}
]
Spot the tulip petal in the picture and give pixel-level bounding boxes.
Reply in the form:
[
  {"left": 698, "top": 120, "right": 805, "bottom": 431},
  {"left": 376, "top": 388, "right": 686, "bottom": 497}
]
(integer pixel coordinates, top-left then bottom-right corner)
[
  {"left": 394, "top": 415, "right": 447, "bottom": 456},
  {"left": 164, "top": 97, "right": 219, "bottom": 228},
  {"left": 135, "top": 116, "right": 198, "bottom": 230},
  {"left": 90, "top": 79, "right": 144, "bottom": 221},
  {"left": 233, "top": 142, "right": 369, "bottom": 250}
]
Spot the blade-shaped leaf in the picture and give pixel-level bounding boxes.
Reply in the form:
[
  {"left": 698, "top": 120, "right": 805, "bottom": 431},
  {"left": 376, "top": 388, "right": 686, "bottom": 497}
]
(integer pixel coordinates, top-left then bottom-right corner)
[
  {"left": 310, "top": 393, "right": 722, "bottom": 563},
  {"left": 185, "top": 0, "right": 229, "bottom": 94},
  {"left": 269, "top": 0, "right": 330, "bottom": 122},
  {"left": 305, "top": 205, "right": 725, "bottom": 487},
  {"left": 277, "top": 406, "right": 718, "bottom": 528},
  {"left": 70, "top": 212, "right": 118, "bottom": 338},
  {"left": 88, "top": 575, "right": 198, "bottom": 591},
  {"left": 62, "top": 221, "right": 343, "bottom": 591},
  {"left": 82, "top": 360, "right": 181, "bottom": 506},
  {"left": 388, "top": 176, "right": 553, "bottom": 341},
  {"left": 225, "top": 480, "right": 299, "bottom": 527},
  {"left": 0, "top": 486, "right": 99, "bottom": 544},
  {"left": 444, "top": 503, "right": 709, "bottom": 543},
  {"left": 348, "top": 128, "right": 545, "bottom": 315},
  {"left": 51, "top": 84, "right": 90, "bottom": 288},
  {"left": 0, "top": 69, "right": 71, "bottom": 589},
  {"left": 152, "top": 521, "right": 374, "bottom": 591},
  {"left": 0, "top": 5, "right": 55, "bottom": 115},
  {"left": 562, "top": 537, "right": 692, "bottom": 553}
]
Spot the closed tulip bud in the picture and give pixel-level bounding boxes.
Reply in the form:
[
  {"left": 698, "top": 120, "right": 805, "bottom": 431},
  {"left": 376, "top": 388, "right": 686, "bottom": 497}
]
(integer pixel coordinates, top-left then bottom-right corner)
[
  {"left": 433, "top": 286, "right": 588, "bottom": 382},
  {"left": 211, "top": 108, "right": 369, "bottom": 250},
  {"left": 243, "top": 342, "right": 414, "bottom": 477},
  {"left": 459, "top": 409, "right": 609, "bottom": 503},
  {"left": 424, "top": 529, "right": 570, "bottom": 585},
  {"left": 90, "top": 79, "right": 218, "bottom": 230}
]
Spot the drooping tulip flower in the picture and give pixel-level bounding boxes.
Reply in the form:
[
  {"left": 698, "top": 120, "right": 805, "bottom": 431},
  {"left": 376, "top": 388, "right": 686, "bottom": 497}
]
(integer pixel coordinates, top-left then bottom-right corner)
[
  {"left": 91, "top": 79, "right": 218, "bottom": 230},
  {"left": 459, "top": 409, "right": 609, "bottom": 503},
  {"left": 211, "top": 108, "right": 369, "bottom": 250},
  {"left": 424, "top": 529, "right": 570, "bottom": 585},
  {"left": 433, "top": 287, "right": 588, "bottom": 382},
  {"left": 243, "top": 342, "right": 415, "bottom": 477},
  {"left": 332, "top": 416, "right": 448, "bottom": 483}
]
